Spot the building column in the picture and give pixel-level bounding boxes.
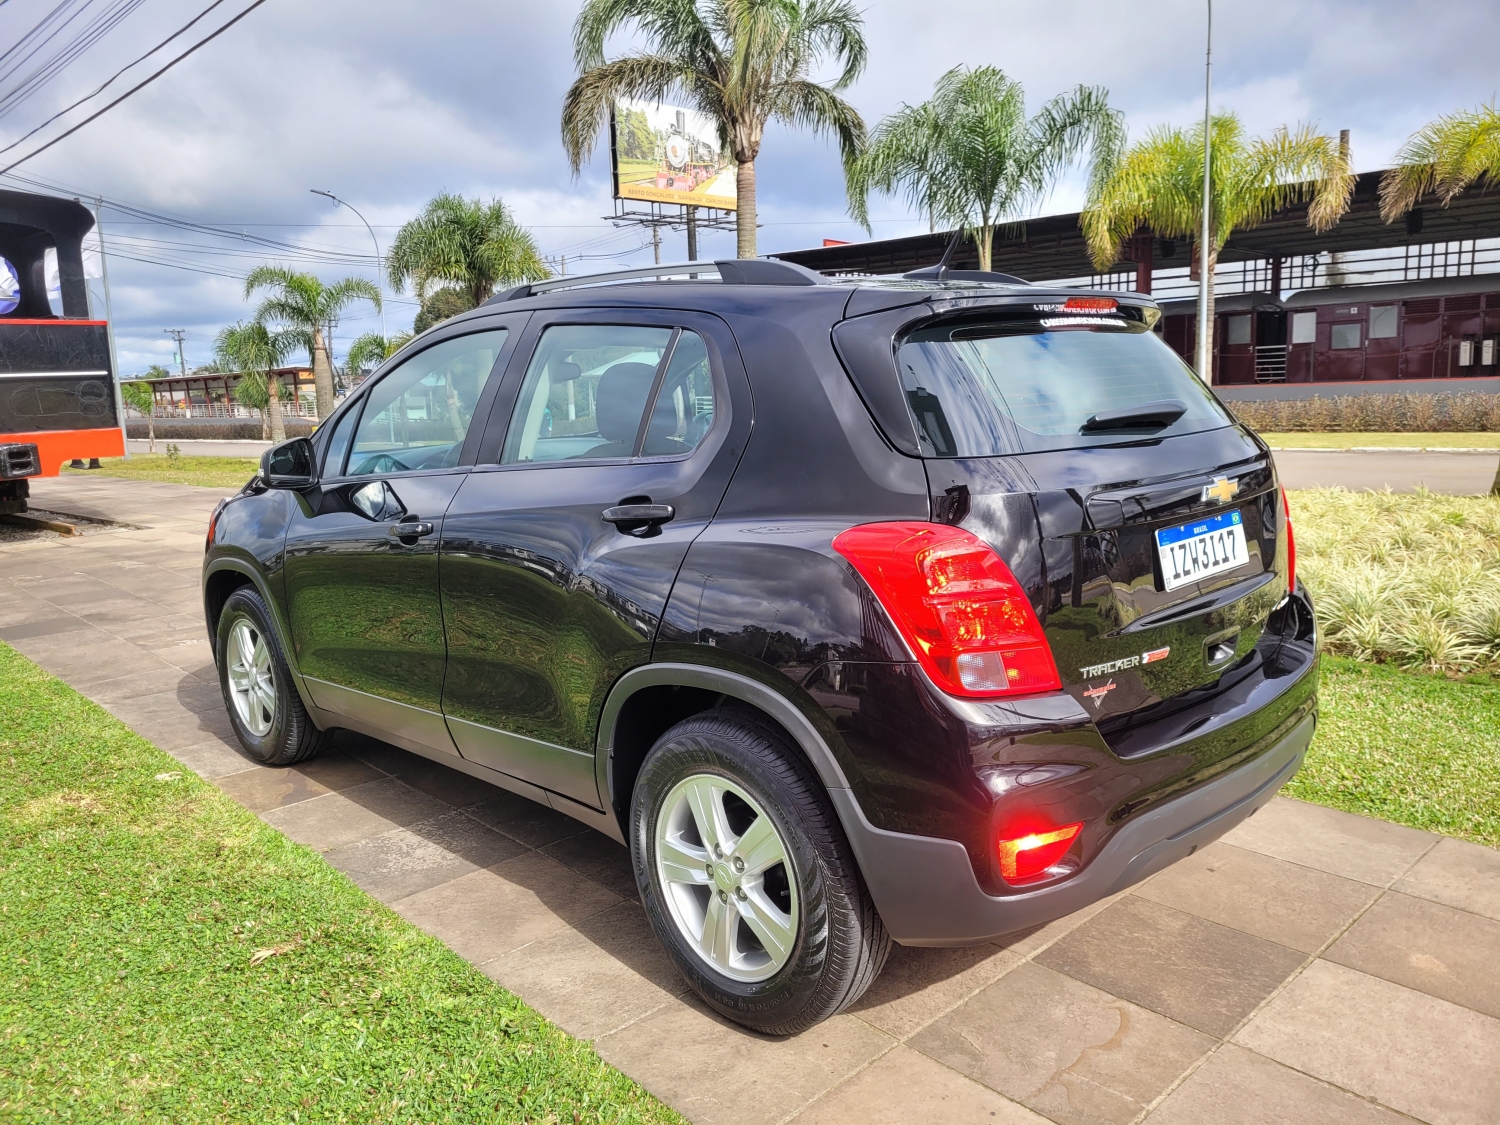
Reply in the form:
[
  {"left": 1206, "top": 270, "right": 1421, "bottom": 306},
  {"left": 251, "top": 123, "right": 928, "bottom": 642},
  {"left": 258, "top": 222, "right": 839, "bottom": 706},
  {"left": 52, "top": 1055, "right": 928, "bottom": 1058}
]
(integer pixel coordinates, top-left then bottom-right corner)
[{"left": 1131, "top": 234, "right": 1154, "bottom": 295}]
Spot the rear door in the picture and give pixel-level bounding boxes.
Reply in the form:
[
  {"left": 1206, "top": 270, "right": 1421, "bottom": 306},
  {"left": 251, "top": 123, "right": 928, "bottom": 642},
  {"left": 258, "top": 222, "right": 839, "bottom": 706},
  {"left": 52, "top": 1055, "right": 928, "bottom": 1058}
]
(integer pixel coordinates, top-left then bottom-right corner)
[
  {"left": 438, "top": 308, "right": 750, "bottom": 805},
  {"left": 839, "top": 297, "right": 1289, "bottom": 749}
]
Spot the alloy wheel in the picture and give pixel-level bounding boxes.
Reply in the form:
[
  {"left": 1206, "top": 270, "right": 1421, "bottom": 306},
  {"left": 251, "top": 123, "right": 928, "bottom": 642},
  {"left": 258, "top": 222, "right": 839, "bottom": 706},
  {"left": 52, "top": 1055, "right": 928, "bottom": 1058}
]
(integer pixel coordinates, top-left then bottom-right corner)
[
  {"left": 226, "top": 617, "right": 276, "bottom": 737},
  {"left": 654, "top": 773, "right": 799, "bottom": 983}
]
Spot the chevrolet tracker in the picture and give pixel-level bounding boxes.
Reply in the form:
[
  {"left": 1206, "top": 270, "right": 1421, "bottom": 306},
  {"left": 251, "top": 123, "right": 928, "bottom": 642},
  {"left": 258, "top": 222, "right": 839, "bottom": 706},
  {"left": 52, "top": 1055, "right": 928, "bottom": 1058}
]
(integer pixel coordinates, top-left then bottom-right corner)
[{"left": 203, "top": 258, "right": 1318, "bottom": 1034}]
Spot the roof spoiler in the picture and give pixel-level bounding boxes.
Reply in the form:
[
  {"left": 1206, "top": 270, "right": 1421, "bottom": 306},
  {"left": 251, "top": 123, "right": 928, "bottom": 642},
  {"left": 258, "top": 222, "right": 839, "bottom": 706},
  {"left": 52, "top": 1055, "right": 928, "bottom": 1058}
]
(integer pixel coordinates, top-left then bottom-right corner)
[{"left": 490, "top": 258, "right": 828, "bottom": 304}]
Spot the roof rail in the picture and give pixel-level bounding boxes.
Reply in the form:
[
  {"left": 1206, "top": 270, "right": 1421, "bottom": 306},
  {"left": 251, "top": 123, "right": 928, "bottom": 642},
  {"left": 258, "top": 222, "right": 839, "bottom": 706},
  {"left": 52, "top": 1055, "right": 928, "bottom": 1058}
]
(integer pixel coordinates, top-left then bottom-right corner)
[{"left": 489, "top": 257, "right": 828, "bottom": 303}]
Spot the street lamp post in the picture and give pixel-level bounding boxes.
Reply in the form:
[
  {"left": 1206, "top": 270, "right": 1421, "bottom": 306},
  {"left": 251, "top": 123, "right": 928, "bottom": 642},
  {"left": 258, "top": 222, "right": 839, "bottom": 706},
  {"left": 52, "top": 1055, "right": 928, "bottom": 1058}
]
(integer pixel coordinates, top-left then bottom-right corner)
[
  {"left": 1194, "top": 0, "right": 1214, "bottom": 382},
  {"left": 311, "top": 189, "right": 386, "bottom": 340}
]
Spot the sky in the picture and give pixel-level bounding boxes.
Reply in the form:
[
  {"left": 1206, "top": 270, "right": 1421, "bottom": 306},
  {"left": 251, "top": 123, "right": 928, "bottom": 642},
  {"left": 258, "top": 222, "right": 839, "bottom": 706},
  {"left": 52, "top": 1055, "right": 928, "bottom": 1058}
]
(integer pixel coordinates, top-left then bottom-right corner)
[{"left": 0, "top": 0, "right": 1496, "bottom": 375}]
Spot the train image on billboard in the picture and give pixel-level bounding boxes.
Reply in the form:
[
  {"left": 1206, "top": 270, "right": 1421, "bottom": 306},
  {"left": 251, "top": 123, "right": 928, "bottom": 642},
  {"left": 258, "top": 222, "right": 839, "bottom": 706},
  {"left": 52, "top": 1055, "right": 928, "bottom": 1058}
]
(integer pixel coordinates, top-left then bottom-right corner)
[{"left": 611, "top": 98, "right": 736, "bottom": 211}]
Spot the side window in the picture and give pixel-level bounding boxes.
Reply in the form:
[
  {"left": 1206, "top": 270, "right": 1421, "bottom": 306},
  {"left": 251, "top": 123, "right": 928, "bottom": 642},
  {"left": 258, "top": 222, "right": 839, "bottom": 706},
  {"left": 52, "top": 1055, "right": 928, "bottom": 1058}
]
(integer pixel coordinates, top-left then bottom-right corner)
[
  {"left": 1369, "top": 305, "right": 1398, "bottom": 339},
  {"left": 501, "top": 325, "right": 673, "bottom": 463},
  {"left": 347, "top": 329, "right": 506, "bottom": 476},
  {"left": 642, "top": 330, "right": 715, "bottom": 455},
  {"left": 1290, "top": 311, "right": 1317, "bottom": 345}
]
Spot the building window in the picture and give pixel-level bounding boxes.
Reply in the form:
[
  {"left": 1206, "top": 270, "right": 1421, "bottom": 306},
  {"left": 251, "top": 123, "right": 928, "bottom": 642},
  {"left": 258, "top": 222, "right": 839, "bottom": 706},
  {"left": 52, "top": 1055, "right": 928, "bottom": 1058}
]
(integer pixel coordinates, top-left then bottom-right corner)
[
  {"left": 1369, "top": 305, "right": 1398, "bottom": 339},
  {"left": 1225, "top": 314, "right": 1251, "bottom": 346},
  {"left": 1291, "top": 311, "right": 1317, "bottom": 345},
  {"left": 1330, "top": 323, "right": 1361, "bottom": 350}
]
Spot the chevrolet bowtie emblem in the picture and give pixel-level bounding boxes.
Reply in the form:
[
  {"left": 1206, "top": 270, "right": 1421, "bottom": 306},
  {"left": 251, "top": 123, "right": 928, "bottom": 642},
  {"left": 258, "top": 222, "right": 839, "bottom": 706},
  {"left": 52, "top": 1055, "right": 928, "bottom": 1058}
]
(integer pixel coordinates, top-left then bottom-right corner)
[{"left": 1201, "top": 477, "right": 1239, "bottom": 504}]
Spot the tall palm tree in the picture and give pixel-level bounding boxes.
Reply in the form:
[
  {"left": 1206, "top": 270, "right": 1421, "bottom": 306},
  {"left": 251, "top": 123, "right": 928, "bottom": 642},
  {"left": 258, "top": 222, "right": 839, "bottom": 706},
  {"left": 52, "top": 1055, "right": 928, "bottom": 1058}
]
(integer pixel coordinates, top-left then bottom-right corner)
[
  {"left": 386, "top": 194, "right": 547, "bottom": 314},
  {"left": 216, "top": 319, "right": 296, "bottom": 444},
  {"left": 563, "top": 0, "right": 867, "bottom": 259},
  {"left": 848, "top": 67, "right": 1124, "bottom": 273},
  {"left": 1083, "top": 115, "right": 1354, "bottom": 375},
  {"left": 244, "top": 267, "right": 381, "bottom": 420},
  {"left": 1380, "top": 104, "right": 1500, "bottom": 221}
]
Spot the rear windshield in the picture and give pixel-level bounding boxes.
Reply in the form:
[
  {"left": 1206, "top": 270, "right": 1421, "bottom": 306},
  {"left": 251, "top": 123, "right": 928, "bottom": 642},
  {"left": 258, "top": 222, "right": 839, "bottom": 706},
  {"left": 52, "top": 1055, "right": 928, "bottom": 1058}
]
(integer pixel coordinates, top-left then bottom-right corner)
[{"left": 898, "top": 317, "right": 1233, "bottom": 456}]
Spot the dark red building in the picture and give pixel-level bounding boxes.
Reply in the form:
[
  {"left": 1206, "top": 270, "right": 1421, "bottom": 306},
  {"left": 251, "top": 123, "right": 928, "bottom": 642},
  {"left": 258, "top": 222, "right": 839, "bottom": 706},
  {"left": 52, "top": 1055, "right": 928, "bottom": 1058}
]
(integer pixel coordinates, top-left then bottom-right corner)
[{"left": 772, "top": 169, "right": 1500, "bottom": 398}]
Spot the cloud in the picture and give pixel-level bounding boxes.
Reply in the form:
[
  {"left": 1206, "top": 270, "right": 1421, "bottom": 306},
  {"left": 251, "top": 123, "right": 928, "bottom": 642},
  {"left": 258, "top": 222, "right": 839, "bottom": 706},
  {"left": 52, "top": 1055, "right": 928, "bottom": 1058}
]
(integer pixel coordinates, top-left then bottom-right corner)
[{"left": 0, "top": 0, "right": 1494, "bottom": 372}]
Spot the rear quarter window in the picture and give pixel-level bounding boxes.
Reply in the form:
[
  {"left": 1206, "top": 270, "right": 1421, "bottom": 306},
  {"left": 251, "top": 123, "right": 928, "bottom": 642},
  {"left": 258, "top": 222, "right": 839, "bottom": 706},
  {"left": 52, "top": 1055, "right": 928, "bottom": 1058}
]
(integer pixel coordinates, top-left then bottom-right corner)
[{"left": 898, "top": 317, "right": 1234, "bottom": 456}]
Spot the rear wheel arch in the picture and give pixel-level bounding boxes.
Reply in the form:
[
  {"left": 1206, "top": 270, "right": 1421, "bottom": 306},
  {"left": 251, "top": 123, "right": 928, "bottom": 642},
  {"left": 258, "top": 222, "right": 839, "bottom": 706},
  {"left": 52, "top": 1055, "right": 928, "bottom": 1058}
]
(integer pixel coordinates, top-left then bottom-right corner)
[{"left": 597, "top": 663, "right": 854, "bottom": 836}]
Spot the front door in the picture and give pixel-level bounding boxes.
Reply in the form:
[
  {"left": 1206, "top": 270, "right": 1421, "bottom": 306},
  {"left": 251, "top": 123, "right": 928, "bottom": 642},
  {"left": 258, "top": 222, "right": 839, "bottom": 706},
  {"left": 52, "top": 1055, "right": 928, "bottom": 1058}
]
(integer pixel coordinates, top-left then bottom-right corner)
[
  {"left": 284, "top": 326, "right": 516, "bottom": 755},
  {"left": 439, "top": 311, "right": 749, "bottom": 804}
]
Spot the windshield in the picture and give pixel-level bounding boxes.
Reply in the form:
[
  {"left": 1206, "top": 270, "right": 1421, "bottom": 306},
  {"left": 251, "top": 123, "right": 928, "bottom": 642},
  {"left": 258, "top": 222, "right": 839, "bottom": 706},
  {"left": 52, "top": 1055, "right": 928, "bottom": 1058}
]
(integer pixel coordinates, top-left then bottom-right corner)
[{"left": 898, "top": 319, "right": 1233, "bottom": 456}]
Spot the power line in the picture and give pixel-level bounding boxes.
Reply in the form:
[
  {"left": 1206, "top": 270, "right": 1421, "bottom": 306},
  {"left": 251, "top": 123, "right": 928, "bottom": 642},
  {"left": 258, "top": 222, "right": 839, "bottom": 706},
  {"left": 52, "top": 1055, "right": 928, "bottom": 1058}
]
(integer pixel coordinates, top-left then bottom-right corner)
[
  {"left": 0, "top": 0, "right": 148, "bottom": 122},
  {"left": 0, "top": 0, "right": 233, "bottom": 156},
  {"left": 0, "top": 0, "right": 271, "bottom": 176}
]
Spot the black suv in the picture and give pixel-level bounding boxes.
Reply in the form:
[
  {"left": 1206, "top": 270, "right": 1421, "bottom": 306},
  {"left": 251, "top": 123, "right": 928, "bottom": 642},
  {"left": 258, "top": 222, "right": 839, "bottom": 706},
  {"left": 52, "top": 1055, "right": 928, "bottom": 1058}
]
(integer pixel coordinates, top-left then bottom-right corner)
[{"left": 203, "top": 259, "right": 1317, "bottom": 1034}]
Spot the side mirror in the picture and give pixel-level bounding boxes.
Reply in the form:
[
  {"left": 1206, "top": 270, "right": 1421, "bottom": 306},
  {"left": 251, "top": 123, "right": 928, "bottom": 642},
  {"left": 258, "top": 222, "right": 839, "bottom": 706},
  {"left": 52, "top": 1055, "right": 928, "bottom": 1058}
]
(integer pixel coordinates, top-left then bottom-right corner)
[{"left": 260, "top": 437, "right": 317, "bottom": 490}]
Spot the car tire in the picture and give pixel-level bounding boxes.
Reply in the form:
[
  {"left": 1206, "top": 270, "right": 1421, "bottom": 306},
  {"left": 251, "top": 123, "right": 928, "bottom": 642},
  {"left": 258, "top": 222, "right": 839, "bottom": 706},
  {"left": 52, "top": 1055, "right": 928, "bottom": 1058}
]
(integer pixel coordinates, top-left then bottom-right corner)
[
  {"left": 215, "top": 586, "right": 329, "bottom": 766},
  {"left": 631, "top": 708, "right": 890, "bottom": 1035}
]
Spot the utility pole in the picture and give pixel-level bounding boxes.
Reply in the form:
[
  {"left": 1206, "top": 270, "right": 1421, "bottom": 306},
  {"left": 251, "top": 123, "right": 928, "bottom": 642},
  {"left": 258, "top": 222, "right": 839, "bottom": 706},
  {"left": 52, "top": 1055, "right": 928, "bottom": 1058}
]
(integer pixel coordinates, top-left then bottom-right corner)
[
  {"left": 651, "top": 224, "right": 662, "bottom": 265},
  {"left": 686, "top": 206, "right": 698, "bottom": 261},
  {"left": 92, "top": 197, "right": 129, "bottom": 460},
  {"left": 1194, "top": 0, "right": 1214, "bottom": 383},
  {"left": 165, "top": 328, "right": 187, "bottom": 375}
]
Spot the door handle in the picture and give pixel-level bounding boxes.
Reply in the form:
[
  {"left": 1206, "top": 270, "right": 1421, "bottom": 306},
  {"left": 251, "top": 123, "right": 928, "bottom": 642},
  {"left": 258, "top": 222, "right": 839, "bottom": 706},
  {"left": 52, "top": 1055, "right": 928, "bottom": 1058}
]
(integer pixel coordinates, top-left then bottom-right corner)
[
  {"left": 388, "top": 520, "right": 435, "bottom": 539},
  {"left": 601, "top": 503, "right": 675, "bottom": 537}
]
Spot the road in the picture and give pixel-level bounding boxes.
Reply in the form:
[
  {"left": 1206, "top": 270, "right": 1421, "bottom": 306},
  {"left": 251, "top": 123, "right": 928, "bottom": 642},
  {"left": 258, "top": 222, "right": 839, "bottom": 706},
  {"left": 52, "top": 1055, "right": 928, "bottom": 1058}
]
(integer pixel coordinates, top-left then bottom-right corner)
[
  {"left": 1272, "top": 449, "right": 1498, "bottom": 494},
  {"left": 122, "top": 439, "right": 1497, "bottom": 494}
]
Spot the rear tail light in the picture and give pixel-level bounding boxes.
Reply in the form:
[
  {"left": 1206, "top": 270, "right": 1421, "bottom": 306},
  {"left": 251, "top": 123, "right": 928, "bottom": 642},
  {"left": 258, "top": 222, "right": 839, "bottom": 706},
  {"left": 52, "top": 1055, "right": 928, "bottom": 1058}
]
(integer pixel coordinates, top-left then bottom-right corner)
[
  {"left": 997, "top": 822, "right": 1083, "bottom": 883},
  {"left": 1281, "top": 487, "right": 1296, "bottom": 593},
  {"left": 831, "top": 522, "right": 1061, "bottom": 698}
]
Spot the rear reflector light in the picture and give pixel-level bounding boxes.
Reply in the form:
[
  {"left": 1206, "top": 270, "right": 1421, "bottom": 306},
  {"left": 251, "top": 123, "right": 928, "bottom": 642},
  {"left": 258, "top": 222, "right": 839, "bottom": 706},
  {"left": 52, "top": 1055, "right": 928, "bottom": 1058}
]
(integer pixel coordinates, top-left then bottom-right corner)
[
  {"left": 998, "top": 822, "right": 1083, "bottom": 883},
  {"left": 1281, "top": 487, "right": 1296, "bottom": 593},
  {"left": 831, "top": 522, "right": 1061, "bottom": 698},
  {"left": 1063, "top": 296, "right": 1118, "bottom": 312}
]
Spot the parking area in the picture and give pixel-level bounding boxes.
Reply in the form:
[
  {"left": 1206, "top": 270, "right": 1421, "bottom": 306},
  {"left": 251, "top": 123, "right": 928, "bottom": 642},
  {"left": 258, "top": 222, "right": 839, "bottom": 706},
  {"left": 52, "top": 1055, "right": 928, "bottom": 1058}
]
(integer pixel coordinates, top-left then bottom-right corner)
[{"left": 3, "top": 474, "right": 1498, "bottom": 1125}]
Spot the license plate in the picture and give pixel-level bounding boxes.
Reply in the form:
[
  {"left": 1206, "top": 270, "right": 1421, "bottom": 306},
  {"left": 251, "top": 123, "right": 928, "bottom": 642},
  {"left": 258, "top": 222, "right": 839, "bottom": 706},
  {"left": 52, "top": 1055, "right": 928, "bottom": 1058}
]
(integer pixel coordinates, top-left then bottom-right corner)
[{"left": 1156, "top": 510, "right": 1247, "bottom": 591}]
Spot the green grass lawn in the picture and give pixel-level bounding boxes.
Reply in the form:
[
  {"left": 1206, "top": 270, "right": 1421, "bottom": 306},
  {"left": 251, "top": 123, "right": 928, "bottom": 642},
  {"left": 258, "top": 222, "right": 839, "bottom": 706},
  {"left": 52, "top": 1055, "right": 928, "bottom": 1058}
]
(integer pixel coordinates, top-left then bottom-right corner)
[
  {"left": 1289, "top": 655, "right": 1500, "bottom": 847},
  {"left": 0, "top": 643, "right": 681, "bottom": 1124},
  {"left": 1262, "top": 431, "right": 1500, "bottom": 448},
  {"left": 63, "top": 455, "right": 260, "bottom": 490}
]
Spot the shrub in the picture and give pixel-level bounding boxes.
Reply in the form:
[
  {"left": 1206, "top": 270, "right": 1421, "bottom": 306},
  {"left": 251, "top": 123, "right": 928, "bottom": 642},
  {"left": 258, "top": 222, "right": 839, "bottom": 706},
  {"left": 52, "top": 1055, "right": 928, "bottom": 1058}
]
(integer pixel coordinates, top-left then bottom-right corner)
[
  {"left": 1230, "top": 393, "right": 1500, "bottom": 433},
  {"left": 1293, "top": 488, "right": 1500, "bottom": 673}
]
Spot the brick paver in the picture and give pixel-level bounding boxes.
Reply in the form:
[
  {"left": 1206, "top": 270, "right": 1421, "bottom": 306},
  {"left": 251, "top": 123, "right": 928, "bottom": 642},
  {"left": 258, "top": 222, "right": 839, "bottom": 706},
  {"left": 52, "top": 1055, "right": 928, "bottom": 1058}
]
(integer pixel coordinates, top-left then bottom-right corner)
[{"left": 5, "top": 474, "right": 1499, "bottom": 1125}]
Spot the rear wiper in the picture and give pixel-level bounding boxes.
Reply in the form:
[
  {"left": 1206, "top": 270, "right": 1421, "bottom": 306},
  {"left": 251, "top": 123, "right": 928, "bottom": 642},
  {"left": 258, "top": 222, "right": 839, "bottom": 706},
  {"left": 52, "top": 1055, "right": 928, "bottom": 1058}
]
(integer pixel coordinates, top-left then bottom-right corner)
[{"left": 1080, "top": 399, "right": 1187, "bottom": 433}]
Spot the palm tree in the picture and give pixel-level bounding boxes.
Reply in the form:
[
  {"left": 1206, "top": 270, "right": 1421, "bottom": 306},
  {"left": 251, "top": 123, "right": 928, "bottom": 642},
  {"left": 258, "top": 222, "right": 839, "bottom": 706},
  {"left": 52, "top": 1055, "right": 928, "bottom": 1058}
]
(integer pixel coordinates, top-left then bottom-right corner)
[
  {"left": 119, "top": 378, "right": 158, "bottom": 453},
  {"left": 386, "top": 194, "right": 547, "bottom": 315},
  {"left": 230, "top": 372, "right": 275, "bottom": 441},
  {"left": 244, "top": 267, "right": 381, "bottom": 421},
  {"left": 216, "top": 320, "right": 296, "bottom": 444},
  {"left": 1083, "top": 115, "right": 1354, "bottom": 375},
  {"left": 1380, "top": 104, "right": 1500, "bottom": 221},
  {"left": 346, "top": 331, "right": 413, "bottom": 377},
  {"left": 563, "top": 0, "right": 867, "bottom": 259},
  {"left": 848, "top": 66, "right": 1124, "bottom": 273}
]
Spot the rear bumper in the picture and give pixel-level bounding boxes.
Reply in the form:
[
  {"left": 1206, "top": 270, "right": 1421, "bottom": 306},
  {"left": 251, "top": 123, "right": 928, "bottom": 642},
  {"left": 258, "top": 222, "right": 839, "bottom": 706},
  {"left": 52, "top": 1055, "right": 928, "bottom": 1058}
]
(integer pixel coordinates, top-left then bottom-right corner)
[{"left": 834, "top": 704, "right": 1315, "bottom": 947}]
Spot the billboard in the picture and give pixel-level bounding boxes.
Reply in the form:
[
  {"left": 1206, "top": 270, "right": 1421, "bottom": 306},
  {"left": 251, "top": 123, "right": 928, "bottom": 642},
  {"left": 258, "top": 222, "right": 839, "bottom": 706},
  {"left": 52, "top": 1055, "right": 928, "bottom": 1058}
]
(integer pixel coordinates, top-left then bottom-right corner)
[{"left": 612, "top": 98, "right": 736, "bottom": 211}]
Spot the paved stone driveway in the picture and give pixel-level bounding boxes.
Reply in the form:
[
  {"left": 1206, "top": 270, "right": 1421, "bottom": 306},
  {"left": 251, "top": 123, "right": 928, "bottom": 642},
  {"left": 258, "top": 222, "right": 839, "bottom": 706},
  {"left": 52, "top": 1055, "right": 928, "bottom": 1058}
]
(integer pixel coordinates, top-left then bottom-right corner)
[{"left": 5, "top": 474, "right": 1500, "bottom": 1125}]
